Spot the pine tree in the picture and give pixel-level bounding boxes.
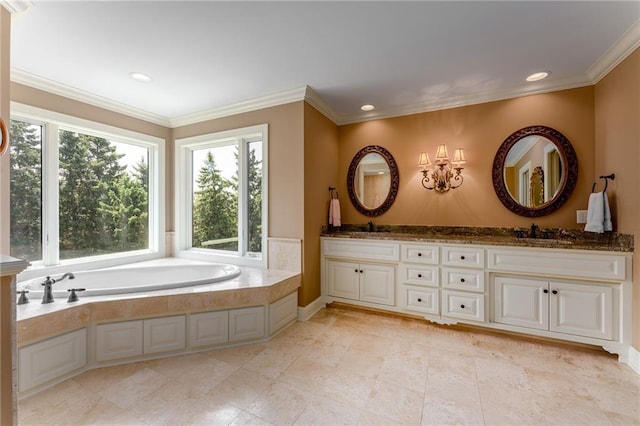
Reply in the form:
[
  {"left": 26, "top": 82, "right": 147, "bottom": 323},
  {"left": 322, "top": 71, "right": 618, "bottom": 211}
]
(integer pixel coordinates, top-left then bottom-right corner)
[
  {"left": 9, "top": 120, "right": 42, "bottom": 260},
  {"left": 192, "top": 151, "right": 238, "bottom": 251}
]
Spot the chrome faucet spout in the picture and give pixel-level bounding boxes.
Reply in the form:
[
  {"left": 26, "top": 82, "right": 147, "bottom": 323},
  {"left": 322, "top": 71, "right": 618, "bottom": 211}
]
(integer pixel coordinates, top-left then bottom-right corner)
[
  {"left": 529, "top": 223, "right": 539, "bottom": 239},
  {"left": 41, "top": 272, "right": 75, "bottom": 304}
]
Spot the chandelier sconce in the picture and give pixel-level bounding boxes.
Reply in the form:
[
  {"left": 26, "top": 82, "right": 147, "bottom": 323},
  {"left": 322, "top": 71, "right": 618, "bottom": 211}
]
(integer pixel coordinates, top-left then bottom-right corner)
[{"left": 418, "top": 144, "right": 466, "bottom": 192}]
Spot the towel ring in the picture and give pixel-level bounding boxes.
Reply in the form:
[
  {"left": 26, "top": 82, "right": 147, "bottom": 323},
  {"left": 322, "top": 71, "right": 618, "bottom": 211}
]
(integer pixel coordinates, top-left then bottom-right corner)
[{"left": 591, "top": 173, "right": 615, "bottom": 193}]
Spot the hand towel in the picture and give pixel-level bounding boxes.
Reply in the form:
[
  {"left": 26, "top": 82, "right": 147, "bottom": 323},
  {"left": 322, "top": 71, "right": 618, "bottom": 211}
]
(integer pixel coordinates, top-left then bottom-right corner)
[
  {"left": 329, "top": 199, "right": 341, "bottom": 227},
  {"left": 584, "top": 191, "right": 612, "bottom": 233}
]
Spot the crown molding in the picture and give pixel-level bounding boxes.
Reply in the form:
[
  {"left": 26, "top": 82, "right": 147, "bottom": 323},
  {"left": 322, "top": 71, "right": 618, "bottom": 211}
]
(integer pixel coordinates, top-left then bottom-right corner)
[
  {"left": 0, "top": 0, "right": 32, "bottom": 14},
  {"left": 170, "top": 86, "right": 308, "bottom": 128},
  {"left": 11, "top": 69, "right": 171, "bottom": 126},
  {"left": 337, "top": 75, "right": 593, "bottom": 125},
  {"left": 303, "top": 86, "right": 340, "bottom": 125},
  {"left": 588, "top": 19, "right": 640, "bottom": 83}
]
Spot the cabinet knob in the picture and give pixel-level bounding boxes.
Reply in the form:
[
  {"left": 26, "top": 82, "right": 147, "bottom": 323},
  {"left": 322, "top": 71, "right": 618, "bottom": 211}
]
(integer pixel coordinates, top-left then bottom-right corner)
[
  {"left": 460, "top": 255, "right": 466, "bottom": 260},
  {"left": 355, "top": 269, "right": 358, "bottom": 273},
  {"left": 418, "top": 253, "right": 422, "bottom": 257},
  {"left": 360, "top": 270, "right": 364, "bottom": 274},
  {"left": 460, "top": 278, "right": 466, "bottom": 283},
  {"left": 417, "top": 298, "right": 422, "bottom": 302},
  {"left": 417, "top": 274, "right": 422, "bottom": 278},
  {"left": 552, "top": 290, "right": 558, "bottom": 295},
  {"left": 460, "top": 304, "right": 466, "bottom": 309},
  {"left": 543, "top": 289, "right": 549, "bottom": 294}
]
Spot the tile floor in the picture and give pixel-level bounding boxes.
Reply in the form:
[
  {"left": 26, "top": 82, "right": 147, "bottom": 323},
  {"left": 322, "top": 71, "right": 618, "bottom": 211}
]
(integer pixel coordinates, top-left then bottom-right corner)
[{"left": 18, "top": 306, "right": 640, "bottom": 425}]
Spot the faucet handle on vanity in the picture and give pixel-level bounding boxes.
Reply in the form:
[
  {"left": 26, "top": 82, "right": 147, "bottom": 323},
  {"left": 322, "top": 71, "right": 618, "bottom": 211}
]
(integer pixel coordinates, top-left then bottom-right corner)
[{"left": 67, "top": 288, "right": 86, "bottom": 303}]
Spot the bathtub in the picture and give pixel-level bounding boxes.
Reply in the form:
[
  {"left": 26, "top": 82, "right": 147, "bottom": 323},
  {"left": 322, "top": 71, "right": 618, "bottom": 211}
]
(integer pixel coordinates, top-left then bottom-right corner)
[{"left": 20, "top": 261, "right": 241, "bottom": 297}]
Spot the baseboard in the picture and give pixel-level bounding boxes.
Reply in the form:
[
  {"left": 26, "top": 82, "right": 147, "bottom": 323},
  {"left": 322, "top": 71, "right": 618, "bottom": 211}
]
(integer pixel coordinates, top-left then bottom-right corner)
[
  {"left": 297, "top": 297, "right": 326, "bottom": 321},
  {"left": 628, "top": 346, "right": 640, "bottom": 374}
]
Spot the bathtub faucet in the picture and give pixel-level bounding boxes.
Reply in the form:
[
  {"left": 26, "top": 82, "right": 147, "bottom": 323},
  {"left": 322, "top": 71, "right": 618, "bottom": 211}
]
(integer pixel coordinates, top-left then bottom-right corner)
[{"left": 41, "top": 272, "right": 75, "bottom": 304}]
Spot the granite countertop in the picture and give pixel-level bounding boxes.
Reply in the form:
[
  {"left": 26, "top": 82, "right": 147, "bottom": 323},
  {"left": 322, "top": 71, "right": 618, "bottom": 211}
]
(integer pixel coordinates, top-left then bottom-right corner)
[{"left": 321, "top": 225, "right": 634, "bottom": 253}]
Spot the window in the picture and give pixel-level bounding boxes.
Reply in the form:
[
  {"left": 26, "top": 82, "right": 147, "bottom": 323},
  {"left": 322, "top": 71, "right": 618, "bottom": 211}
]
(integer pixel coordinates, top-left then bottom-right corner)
[
  {"left": 175, "top": 124, "right": 267, "bottom": 266},
  {"left": 10, "top": 104, "right": 165, "bottom": 275}
]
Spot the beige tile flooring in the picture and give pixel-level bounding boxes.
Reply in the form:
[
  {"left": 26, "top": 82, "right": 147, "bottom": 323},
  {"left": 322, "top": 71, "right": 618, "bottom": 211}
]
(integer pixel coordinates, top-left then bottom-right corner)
[{"left": 18, "top": 306, "right": 640, "bottom": 425}]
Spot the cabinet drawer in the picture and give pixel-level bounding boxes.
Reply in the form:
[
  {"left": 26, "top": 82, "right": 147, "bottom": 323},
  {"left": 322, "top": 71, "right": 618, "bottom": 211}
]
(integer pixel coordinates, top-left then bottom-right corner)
[
  {"left": 442, "top": 290, "right": 485, "bottom": 322},
  {"left": 398, "top": 264, "right": 438, "bottom": 287},
  {"left": 401, "top": 244, "right": 439, "bottom": 264},
  {"left": 323, "top": 239, "right": 399, "bottom": 261},
  {"left": 404, "top": 286, "right": 439, "bottom": 315},
  {"left": 442, "top": 246, "right": 485, "bottom": 268},
  {"left": 442, "top": 267, "right": 485, "bottom": 292},
  {"left": 487, "top": 248, "right": 626, "bottom": 281}
]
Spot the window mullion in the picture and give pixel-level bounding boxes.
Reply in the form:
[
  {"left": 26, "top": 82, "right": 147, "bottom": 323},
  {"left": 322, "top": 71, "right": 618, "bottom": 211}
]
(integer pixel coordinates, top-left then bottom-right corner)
[
  {"left": 237, "top": 139, "right": 247, "bottom": 257},
  {"left": 43, "top": 123, "right": 60, "bottom": 266}
]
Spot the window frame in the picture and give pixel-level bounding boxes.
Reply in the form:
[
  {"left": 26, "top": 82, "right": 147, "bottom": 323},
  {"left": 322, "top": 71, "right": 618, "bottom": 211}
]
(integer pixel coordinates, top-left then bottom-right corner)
[
  {"left": 175, "top": 124, "right": 268, "bottom": 267},
  {"left": 11, "top": 103, "right": 166, "bottom": 280}
]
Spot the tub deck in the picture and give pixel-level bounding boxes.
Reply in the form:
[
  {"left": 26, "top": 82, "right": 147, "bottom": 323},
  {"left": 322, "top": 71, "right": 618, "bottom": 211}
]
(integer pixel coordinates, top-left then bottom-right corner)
[{"left": 17, "top": 263, "right": 301, "bottom": 348}]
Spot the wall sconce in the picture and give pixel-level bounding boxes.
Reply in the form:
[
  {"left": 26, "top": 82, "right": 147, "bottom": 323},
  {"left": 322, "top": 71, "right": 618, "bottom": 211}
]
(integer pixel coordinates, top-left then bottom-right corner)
[{"left": 418, "top": 144, "right": 466, "bottom": 192}]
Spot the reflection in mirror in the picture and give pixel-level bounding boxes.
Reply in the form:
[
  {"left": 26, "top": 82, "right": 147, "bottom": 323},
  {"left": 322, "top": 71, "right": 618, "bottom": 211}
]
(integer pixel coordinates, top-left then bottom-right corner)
[
  {"left": 347, "top": 145, "right": 399, "bottom": 217},
  {"left": 492, "top": 125, "right": 578, "bottom": 217},
  {"left": 503, "top": 135, "right": 563, "bottom": 207},
  {"left": 354, "top": 153, "right": 390, "bottom": 209}
]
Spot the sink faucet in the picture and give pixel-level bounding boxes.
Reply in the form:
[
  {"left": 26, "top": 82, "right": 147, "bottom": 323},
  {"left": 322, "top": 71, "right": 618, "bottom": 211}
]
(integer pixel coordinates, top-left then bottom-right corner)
[
  {"left": 41, "top": 272, "right": 75, "bottom": 304},
  {"left": 529, "top": 223, "right": 539, "bottom": 239},
  {"left": 368, "top": 220, "right": 375, "bottom": 232}
]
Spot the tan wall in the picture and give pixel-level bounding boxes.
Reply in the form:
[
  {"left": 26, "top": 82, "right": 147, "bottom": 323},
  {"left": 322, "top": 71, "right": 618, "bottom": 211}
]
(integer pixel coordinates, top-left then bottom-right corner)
[
  {"left": 173, "top": 102, "right": 305, "bottom": 238},
  {"left": 302, "top": 102, "right": 338, "bottom": 306},
  {"left": 0, "top": 7, "right": 10, "bottom": 255},
  {"left": 594, "top": 48, "right": 640, "bottom": 350},
  {"left": 337, "top": 87, "right": 595, "bottom": 230}
]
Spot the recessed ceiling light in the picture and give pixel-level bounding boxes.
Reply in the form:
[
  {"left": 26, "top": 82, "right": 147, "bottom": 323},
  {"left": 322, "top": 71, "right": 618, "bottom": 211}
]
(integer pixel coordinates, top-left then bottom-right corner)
[
  {"left": 130, "top": 72, "right": 152, "bottom": 83},
  {"left": 361, "top": 104, "right": 375, "bottom": 111},
  {"left": 526, "top": 71, "right": 550, "bottom": 82}
]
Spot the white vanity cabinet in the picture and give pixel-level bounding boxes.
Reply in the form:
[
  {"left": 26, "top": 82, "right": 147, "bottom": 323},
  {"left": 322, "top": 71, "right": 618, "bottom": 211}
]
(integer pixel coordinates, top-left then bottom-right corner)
[
  {"left": 321, "top": 236, "right": 632, "bottom": 360},
  {"left": 323, "top": 239, "right": 398, "bottom": 307}
]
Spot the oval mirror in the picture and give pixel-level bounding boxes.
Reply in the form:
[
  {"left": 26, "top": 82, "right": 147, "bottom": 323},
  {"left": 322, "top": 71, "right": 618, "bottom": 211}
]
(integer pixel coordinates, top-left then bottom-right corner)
[
  {"left": 492, "top": 125, "right": 578, "bottom": 217},
  {"left": 347, "top": 145, "right": 399, "bottom": 217}
]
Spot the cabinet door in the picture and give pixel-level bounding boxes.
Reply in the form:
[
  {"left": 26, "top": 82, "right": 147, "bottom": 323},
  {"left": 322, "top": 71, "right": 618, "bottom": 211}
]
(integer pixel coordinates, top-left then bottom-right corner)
[
  {"left": 327, "top": 259, "right": 360, "bottom": 300},
  {"left": 549, "top": 281, "right": 613, "bottom": 340},
  {"left": 360, "top": 263, "right": 395, "bottom": 306},
  {"left": 493, "top": 276, "right": 548, "bottom": 330}
]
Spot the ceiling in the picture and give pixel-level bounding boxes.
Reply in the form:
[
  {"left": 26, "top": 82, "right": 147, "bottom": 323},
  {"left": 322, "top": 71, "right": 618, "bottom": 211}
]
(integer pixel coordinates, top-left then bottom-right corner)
[{"left": 7, "top": 1, "right": 640, "bottom": 126}]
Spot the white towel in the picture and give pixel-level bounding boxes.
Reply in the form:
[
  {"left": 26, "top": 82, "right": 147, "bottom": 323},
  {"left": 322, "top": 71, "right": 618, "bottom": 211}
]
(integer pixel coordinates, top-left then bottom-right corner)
[
  {"left": 584, "top": 191, "right": 612, "bottom": 233},
  {"left": 329, "top": 199, "right": 341, "bottom": 227}
]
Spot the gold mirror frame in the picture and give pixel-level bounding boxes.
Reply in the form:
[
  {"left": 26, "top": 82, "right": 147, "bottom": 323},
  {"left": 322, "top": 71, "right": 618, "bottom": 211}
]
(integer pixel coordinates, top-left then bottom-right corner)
[
  {"left": 347, "top": 145, "right": 399, "bottom": 217},
  {"left": 492, "top": 125, "right": 578, "bottom": 217}
]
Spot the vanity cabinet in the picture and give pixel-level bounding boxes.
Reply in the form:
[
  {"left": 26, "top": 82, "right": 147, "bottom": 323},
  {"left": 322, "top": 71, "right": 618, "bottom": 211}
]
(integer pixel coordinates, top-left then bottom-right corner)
[
  {"left": 326, "top": 259, "right": 395, "bottom": 306},
  {"left": 323, "top": 239, "right": 399, "bottom": 307},
  {"left": 493, "top": 276, "right": 613, "bottom": 340},
  {"left": 321, "top": 236, "right": 632, "bottom": 359}
]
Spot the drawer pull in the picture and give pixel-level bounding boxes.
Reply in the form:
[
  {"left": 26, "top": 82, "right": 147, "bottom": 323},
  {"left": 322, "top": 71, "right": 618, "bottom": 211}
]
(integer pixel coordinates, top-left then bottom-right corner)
[
  {"left": 417, "top": 274, "right": 422, "bottom": 278},
  {"left": 460, "top": 255, "right": 466, "bottom": 260},
  {"left": 543, "top": 289, "right": 549, "bottom": 294},
  {"left": 460, "top": 278, "right": 466, "bottom": 283},
  {"left": 460, "top": 304, "right": 466, "bottom": 309},
  {"left": 552, "top": 290, "right": 558, "bottom": 295},
  {"left": 417, "top": 298, "right": 422, "bottom": 302},
  {"left": 418, "top": 253, "right": 422, "bottom": 257}
]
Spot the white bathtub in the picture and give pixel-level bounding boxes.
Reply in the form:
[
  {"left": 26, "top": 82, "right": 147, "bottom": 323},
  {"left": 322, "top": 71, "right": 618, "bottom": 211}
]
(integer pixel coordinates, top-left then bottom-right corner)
[{"left": 20, "top": 261, "right": 241, "bottom": 297}]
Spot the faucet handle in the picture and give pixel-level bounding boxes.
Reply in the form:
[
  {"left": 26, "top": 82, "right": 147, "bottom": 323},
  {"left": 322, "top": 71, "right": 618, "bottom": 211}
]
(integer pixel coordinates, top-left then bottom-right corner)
[
  {"left": 67, "top": 288, "right": 86, "bottom": 303},
  {"left": 17, "top": 290, "right": 30, "bottom": 305}
]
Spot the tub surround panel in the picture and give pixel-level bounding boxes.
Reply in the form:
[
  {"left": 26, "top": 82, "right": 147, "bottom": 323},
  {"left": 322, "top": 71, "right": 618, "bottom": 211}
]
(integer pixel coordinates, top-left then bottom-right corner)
[
  {"left": 268, "top": 238, "right": 302, "bottom": 273},
  {"left": 322, "top": 224, "right": 633, "bottom": 253},
  {"left": 17, "top": 266, "right": 301, "bottom": 348}
]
